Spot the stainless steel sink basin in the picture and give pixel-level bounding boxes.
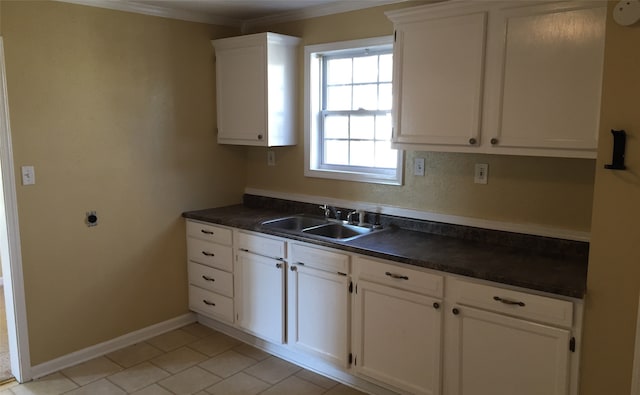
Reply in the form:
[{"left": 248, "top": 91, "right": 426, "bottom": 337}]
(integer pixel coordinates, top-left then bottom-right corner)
[
  {"left": 260, "top": 215, "right": 380, "bottom": 241},
  {"left": 261, "top": 215, "right": 329, "bottom": 231}
]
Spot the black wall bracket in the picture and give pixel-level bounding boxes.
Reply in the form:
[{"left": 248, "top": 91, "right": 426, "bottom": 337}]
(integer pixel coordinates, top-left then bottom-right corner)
[{"left": 604, "top": 129, "right": 627, "bottom": 170}]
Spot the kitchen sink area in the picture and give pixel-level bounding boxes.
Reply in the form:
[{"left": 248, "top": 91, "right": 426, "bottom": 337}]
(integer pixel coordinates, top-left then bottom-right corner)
[{"left": 260, "top": 214, "right": 382, "bottom": 241}]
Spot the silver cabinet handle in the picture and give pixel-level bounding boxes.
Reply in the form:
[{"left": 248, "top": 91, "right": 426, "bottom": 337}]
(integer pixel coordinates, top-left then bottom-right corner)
[
  {"left": 201, "top": 229, "right": 214, "bottom": 235},
  {"left": 493, "top": 296, "right": 525, "bottom": 307},
  {"left": 202, "top": 251, "right": 215, "bottom": 257},
  {"left": 202, "top": 275, "right": 215, "bottom": 282},
  {"left": 385, "top": 271, "right": 409, "bottom": 280},
  {"left": 203, "top": 300, "right": 216, "bottom": 306}
]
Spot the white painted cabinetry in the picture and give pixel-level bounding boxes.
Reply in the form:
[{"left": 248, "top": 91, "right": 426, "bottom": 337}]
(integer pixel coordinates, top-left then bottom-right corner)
[
  {"left": 186, "top": 221, "right": 234, "bottom": 323},
  {"left": 352, "top": 256, "right": 444, "bottom": 395},
  {"left": 387, "top": 1, "right": 606, "bottom": 158},
  {"left": 211, "top": 32, "right": 300, "bottom": 146},
  {"left": 234, "top": 231, "right": 286, "bottom": 344},
  {"left": 288, "top": 242, "right": 351, "bottom": 367},
  {"left": 444, "top": 278, "right": 576, "bottom": 395}
]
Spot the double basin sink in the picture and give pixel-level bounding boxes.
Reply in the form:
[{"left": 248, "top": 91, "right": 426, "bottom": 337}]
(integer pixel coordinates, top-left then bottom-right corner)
[{"left": 260, "top": 214, "right": 382, "bottom": 241}]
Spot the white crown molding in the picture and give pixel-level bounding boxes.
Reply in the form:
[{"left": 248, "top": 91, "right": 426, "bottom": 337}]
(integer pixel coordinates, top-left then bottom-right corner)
[
  {"left": 54, "top": 0, "right": 243, "bottom": 27},
  {"left": 242, "top": 0, "right": 409, "bottom": 31},
  {"left": 55, "top": 0, "right": 409, "bottom": 30},
  {"left": 244, "top": 187, "right": 591, "bottom": 242}
]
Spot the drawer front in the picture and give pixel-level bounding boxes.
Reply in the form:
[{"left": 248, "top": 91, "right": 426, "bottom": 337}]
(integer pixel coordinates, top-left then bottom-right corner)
[
  {"left": 187, "top": 237, "right": 233, "bottom": 272},
  {"left": 354, "top": 256, "right": 443, "bottom": 298},
  {"left": 189, "top": 286, "right": 234, "bottom": 323},
  {"left": 290, "top": 243, "right": 349, "bottom": 274},
  {"left": 189, "top": 262, "right": 233, "bottom": 297},
  {"left": 237, "top": 231, "right": 286, "bottom": 260},
  {"left": 449, "top": 278, "right": 573, "bottom": 327},
  {"left": 187, "top": 221, "right": 232, "bottom": 246}
]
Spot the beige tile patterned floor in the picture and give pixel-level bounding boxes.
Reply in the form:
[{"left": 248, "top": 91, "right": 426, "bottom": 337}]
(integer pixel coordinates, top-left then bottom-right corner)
[{"left": 0, "top": 323, "right": 367, "bottom": 395}]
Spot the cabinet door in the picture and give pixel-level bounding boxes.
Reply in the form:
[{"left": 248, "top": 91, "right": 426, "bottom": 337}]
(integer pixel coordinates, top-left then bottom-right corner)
[
  {"left": 216, "top": 44, "right": 266, "bottom": 144},
  {"left": 487, "top": 2, "right": 605, "bottom": 152},
  {"left": 392, "top": 10, "right": 487, "bottom": 147},
  {"left": 445, "top": 305, "right": 571, "bottom": 395},
  {"left": 234, "top": 251, "right": 285, "bottom": 344},
  {"left": 288, "top": 264, "right": 349, "bottom": 367},
  {"left": 353, "top": 280, "right": 442, "bottom": 395}
]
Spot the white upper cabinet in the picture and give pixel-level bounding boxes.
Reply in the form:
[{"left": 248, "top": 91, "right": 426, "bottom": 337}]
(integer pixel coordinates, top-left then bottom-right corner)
[
  {"left": 391, "top": 6, "right": 488, "bottom": 147},
  {"left": 387, "top": 1, "right": 606, "bottom": 158},
  {"left": 212, "top": 33, "right": 301, "bottom": 147}
]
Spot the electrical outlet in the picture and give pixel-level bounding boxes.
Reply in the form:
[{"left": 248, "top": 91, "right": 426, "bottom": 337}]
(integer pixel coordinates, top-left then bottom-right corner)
[
  {"left": 413, "top": 158, "right": 425, "bottom": 176},
  {"left": 474, "top": 163, "right": 488, "bottom": 184},
  {"left": 21, "top": 166, "right": 35, "bottom": 185},
  {"left": 267, "top": 150, "right": 276, "bottom": 166}
]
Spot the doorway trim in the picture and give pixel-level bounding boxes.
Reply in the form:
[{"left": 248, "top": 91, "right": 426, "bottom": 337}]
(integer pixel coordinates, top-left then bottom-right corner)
[{"left": 0, "top": 37, "right": 32, "bottom": 383}]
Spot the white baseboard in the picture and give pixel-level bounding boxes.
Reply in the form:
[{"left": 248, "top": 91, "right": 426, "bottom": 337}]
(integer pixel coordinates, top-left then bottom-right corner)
[
  {"left": 244, "top": 187, "right": 591, "bottom": 242},
  {"left": 30, "top": 313, "right": 196, "bottom": 379}
]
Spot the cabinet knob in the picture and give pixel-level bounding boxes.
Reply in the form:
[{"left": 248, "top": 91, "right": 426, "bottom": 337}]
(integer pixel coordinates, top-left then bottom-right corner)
[
  {"left": 290, "top": 266, "right": 297, "bottom": 272},
  {"left": 258, "top": 134, "right": 263, "bottom": 140},
  {"left": 276, "top": 263, "right": 283, "bottom": 269},
  {"left": 490, "top": 138, "right": 499, "bottom": 145},
  {"left": 469, "top": 138, "right": 477, "bottom": 145},
  {"left": 433, "top": 302, "right": 440, "bottom": 310},
  {"left": 452, "top": 308, "right": 460, "bottom": 315}
]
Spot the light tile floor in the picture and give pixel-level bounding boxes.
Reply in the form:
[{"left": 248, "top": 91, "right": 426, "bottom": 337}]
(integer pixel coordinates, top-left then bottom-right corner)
[{"left": 0, "top": 323, "right": 367, "bottom": 395}]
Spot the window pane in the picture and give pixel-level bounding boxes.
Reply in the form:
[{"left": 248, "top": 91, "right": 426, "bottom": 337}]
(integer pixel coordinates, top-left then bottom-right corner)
[
  {"left": 375, "top": 142, "right": 398, "bottom": 169},
  {"left": 353, "top": 56, "right": 378, "bottom": 84},
  {"left": 326, "top": 86, "right": 352, "bottom": 110},
  {"left": 324, "top": 115, "right": 349, "bottom": 139},
  {"left": 324, "top": 139, "right": 349, "bottom": 165},
  {"left": 379, "top": 54, "right": 393, "bottom": 82},
  {"left": 351, "top": 115, "right": 375, "bottom": 140},
  {"left": 378, "top": 83, "right": 392, "bottom": 110},
  {"left": 352, "top": 84, "right": 377, "bottom": 110},
  {"left": 326, "top": 58, "right": 352, "bottom": 85},
  {"left": 375, "top": 114, "right": 392, "bottom": 140},
  {"left": 351, "top": 141, "right": 375, "bottom": 167}
]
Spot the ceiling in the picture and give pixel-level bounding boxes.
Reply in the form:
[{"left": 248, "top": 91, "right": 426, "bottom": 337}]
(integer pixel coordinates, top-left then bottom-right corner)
[{"left": 61, "top": 0, "right": 411, "bottom": 29}]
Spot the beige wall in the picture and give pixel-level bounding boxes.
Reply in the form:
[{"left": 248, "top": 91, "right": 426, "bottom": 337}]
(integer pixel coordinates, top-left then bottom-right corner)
[
  {"left": 245, "top": 2, "right": 596, "bottom": 233},
  {"left": 1, "top": 1, "right": 244, "bottom": 364},
  {"left": 580, "top": 3, "right": 640, "bottom": 393}
]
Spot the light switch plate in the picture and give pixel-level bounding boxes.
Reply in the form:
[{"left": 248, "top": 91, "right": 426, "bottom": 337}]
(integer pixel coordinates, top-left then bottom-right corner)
[
  {"left": 474, "top": 163, "right": 488, "bottom": 184},
  {"left": 413, "top": 158, "right": 425, "bottom": 176},
  {"left": 21, "top": 166, "right": 35, "bottom": 185},
  {"left": 267, "top": 150, "right": 276, "bottom": 166}
]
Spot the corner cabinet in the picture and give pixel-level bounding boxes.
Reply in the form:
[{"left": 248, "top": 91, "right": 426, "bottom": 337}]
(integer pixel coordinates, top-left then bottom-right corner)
[
  {"left": 211, "top": 32, "right": 300, "bottom": 147},
  {"left": 387, "top": 1, "right": 606, "bottom": 158},
  {"left": 444, "top": 278, "right": 578, "bottom": 395}
]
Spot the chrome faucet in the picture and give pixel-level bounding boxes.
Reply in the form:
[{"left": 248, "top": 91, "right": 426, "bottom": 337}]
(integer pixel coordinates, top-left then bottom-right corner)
[
  {"left": 347, "top": 210, "right": 358, "bottom": 224},
  {"left": 319, "top": 204, "right": 332, "bottom": 219}
]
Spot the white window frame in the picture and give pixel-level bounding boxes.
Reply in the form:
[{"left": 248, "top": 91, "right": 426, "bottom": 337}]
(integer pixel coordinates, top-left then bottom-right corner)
[{"left": 304, "top": 36, "right": 404, "bottom": 185}]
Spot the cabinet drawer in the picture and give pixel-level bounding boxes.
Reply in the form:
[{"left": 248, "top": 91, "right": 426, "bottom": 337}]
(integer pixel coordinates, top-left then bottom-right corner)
[
  {"left": 187, "top": 238, "right": 233, "bottom": 272},
  {"left": 189, "top": 286, "right": 234, "bottom": 323},
  {"left": 189, "top": 262, "right": 233, "bottom": 297},
  {"left": 237, "top": 231, "right": 286, "bottom": 260},
  {"left": 354, "top": 256, "right": 443, "bottom": 298},
  {"left": 187, "top": 221, "right": 232, "bottom": 246},
  {"left": 449, "top": 278, "right": 573, "bottom": 327},
  {"left": 290, "top": 243, "right": 349, "bottom": 274}
]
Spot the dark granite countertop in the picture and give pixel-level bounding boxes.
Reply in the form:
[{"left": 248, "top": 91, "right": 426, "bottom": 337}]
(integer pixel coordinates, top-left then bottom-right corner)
[{"left": 183, "top": 204, "right": 588, "bottom": 299}]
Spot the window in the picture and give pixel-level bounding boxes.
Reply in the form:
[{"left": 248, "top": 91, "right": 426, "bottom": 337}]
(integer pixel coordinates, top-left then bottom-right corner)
[{"left": 304, "top": 37, "right": 403, "bottom": 185}]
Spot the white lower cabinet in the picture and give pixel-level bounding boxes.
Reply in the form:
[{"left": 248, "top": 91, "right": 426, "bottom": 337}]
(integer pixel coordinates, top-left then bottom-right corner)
[
  {"left": 288, "top": 242, "right": 350, "bottom": 367},
  {"left": 186, "top": 223, "right": 582, "bottom": 395},
  {"left": 444, "top": 278, "right": 577, "bottom": 395},
  {"left": 234, "top": 231, "right": 286, "bottom": 344},
  {"left": 352, "top": 256, "right": 444, "bottom": 395}
]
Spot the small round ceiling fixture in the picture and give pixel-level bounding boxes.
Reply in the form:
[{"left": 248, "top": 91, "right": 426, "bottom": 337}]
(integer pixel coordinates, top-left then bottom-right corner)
[{"left": 614, "top": 0, "right": 640, "bottom": 26}]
